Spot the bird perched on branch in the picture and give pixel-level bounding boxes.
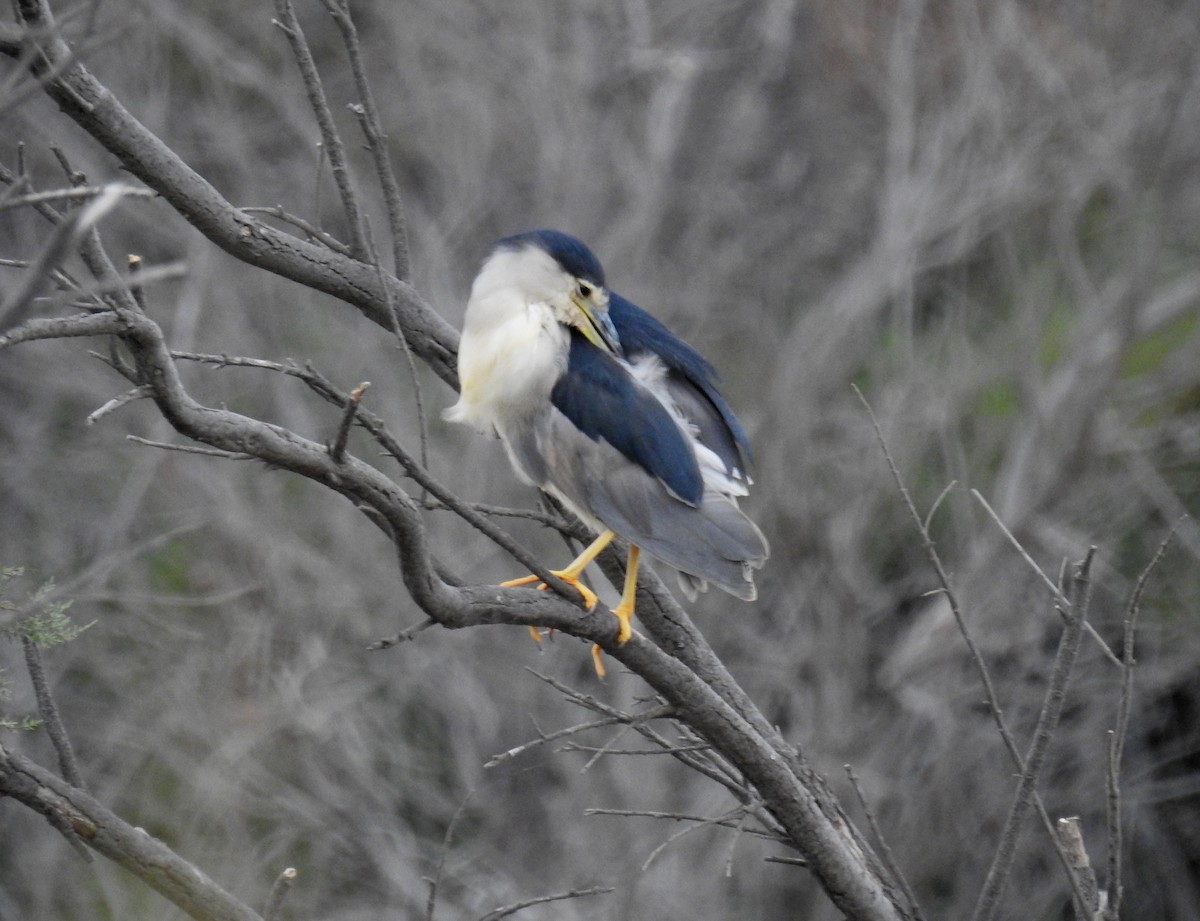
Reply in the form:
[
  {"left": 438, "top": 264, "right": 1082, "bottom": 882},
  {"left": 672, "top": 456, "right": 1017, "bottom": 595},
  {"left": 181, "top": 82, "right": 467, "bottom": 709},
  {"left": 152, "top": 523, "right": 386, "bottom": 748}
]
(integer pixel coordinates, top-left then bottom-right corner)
[{"left": 445, "top": 230, "right": 767, "bottom": 672}]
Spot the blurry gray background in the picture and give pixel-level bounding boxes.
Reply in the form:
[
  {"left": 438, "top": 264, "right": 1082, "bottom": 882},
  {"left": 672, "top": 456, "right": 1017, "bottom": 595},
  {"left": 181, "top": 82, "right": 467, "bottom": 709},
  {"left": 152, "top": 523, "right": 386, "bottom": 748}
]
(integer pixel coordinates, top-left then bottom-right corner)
[{"left": 2, "top": 1, "right": 1200, "bottom": 919}]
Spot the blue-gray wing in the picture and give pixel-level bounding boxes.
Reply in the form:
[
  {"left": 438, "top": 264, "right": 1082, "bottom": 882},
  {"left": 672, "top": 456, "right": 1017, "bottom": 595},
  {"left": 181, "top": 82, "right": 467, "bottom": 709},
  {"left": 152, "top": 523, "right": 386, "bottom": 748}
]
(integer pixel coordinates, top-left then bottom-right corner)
[
  {"left": 608, "top": 292, "right": 751, "bottom": 480},
  {"left": 550, "top": 332, "right": 703, "bottom": 505}
]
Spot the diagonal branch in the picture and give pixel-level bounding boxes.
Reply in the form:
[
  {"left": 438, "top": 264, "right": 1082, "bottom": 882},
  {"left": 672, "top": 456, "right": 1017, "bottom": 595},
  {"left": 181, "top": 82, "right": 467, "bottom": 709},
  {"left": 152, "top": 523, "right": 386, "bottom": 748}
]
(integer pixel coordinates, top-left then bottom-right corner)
[
  {"left": 272, "top": 0, "right": 369, "bottom": 260},
  {"left": 0, "top": 744, "right": 264, "bottom": 921},
  {"left": 320, "top": 0, "right": 411, "bottom": 278},
  {"left": 6, "top": 0, "right": 458, "bottom": 387}
]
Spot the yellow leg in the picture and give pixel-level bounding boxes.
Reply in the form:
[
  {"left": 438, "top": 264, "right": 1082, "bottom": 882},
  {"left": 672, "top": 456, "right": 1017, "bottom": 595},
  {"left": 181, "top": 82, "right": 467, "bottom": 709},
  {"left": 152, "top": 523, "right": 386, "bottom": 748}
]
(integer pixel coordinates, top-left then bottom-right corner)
[
  {"left": 612, "top": 545, "right": 640, "bottom": 645},
  {"left": 502, "top": 531, "right": 617, "bottom": 644},
  {"left": 590, "top": 544, "right": 641, "bottom": 677}
]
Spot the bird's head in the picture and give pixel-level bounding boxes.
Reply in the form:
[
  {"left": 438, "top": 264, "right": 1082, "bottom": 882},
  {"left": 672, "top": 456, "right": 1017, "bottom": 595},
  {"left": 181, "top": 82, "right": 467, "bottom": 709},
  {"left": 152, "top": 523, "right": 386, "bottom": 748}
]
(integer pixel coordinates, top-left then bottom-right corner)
[{"left": 483, "top": 229, "right": 621, "bottom": 354}]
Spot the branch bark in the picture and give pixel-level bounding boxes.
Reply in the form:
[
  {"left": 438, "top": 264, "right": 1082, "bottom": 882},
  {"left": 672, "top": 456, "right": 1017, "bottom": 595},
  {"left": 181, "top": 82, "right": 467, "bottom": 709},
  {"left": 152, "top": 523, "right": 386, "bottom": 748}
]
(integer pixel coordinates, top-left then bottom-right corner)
[{"left": 0, "top": 743, "right": 264, "bottom": 921}]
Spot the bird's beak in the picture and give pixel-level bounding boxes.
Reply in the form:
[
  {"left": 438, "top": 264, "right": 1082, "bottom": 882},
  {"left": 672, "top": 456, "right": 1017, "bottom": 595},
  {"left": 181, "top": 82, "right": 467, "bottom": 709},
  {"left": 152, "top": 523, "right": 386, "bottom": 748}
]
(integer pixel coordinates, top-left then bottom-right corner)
[{"left": 572, "top": 290, "right": 621, "bottom": 355}]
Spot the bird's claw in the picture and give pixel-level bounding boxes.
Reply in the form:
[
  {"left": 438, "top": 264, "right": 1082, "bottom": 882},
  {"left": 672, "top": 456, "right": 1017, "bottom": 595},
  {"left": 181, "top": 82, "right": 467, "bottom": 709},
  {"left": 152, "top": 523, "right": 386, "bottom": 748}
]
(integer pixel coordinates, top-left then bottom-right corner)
[{"left": 501, "top": 571, "right": 598, "bottom": 611}]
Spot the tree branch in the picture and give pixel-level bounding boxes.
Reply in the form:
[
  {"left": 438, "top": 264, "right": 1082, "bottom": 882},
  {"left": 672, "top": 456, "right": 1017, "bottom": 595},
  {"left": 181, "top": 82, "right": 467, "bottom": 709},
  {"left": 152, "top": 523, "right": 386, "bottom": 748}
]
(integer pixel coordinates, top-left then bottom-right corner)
[
  {"left": 6, "top": 0, "right": 458, "bottom": 386},
  {"left": 0, "top": 744, "right": 264, "bottom": 921}
]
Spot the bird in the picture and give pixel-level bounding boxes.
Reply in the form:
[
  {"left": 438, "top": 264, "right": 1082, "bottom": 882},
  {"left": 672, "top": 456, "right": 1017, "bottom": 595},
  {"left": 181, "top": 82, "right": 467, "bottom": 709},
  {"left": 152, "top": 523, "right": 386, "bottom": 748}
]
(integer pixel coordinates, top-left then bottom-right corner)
[{"left": 444, "top": 229, "right": 768, "bottom": 673}]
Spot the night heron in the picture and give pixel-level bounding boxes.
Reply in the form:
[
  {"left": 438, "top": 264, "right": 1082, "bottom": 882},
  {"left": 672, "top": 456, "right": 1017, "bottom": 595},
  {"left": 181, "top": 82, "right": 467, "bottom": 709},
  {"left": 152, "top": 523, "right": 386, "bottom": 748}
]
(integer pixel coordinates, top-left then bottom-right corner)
[{"left": 445, "top": 230, "right": 768, "bottom": 672}]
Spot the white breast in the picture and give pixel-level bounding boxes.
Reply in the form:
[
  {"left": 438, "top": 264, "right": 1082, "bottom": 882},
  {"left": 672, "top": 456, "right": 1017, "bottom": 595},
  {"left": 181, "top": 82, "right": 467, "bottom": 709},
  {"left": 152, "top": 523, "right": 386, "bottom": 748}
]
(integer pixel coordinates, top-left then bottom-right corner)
[{"left": 444, "top": 285, "right": 568, "bottom": 435}]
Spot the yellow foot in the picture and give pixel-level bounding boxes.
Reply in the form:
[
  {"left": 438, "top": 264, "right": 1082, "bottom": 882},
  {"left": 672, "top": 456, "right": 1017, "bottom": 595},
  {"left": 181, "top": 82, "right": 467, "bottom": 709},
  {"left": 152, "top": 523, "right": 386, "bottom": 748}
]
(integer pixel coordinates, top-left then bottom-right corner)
[
  {"left": 591, "top": 643, "right": 607, "bottom": 679},
  {"left": 500, "top": 571, "right": 599, "bottom": 610},
  {"left": 612, "top": 602, "right": 634, "bottom": 646},
  {"left": 590, "top": 602, "right": 636, "bottom": 679}
]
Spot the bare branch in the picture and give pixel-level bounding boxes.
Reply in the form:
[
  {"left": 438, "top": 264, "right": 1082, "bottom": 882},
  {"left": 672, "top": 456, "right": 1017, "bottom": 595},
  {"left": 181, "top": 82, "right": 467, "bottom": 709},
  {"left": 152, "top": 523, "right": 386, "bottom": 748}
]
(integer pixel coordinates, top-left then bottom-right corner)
[
  {"left": 0, "top": 310, "right": 123, "bottom": 348},
  {"left": 585, "top": 807, "right": 783, "bottom": 842},
  {"left": 971, "top": 489, "right": 1119, "bottom": 665},
  {"left": 425, "top": 790, "right": 473, "bottom": 921},
  {"left": 484, "top": 705, "right": 674, "bottom": 769},
  {"left": 0, "top": 182, "right": 133, "bottom": 325},
  {"left": 87, "top": 385, "right": 152, "bottom": 425},
  {"left": 0, "top": 744, "right": 264, "bottom": 921},
  {"left": 240, "top": 205, "right": 352, "bottom": 255},
  {"left": 1056, "top": 817, "right": 1100, "bottom": 921},
  {"left": 846, "top": 765, "right": 925, "bottom": 921},
  {"left": 368, "top": 617, "right": 435, "bottom": 650},
  {"left": 1106, "top": 521, "right": 1181, "bottom": 918},
  {"left": 0, "top": 184, "right": 156, "bottom": 213},
  {"left": 4, "top": 1, "right": 459, "bottom": 385},
  {"left": 124, "top": 436, "right": 256, "bottom": 460},
  {"left": 21, "top": 635, "right": 85, "bottom": 789},
  {"left": 319, "top": 0, "right": 411, "bottom": 277},
  {"left": 329, "top": 380, "right": 370, "bottom": 464},
  {"left": 477, "top": 886, "right": 613, "bottom": 921},
  {"left": 973, "top": 549, "right": 1097, "bottom": 921},
  {"left": 271, "top": 0, "right": 368, "bottom": 260},
  {"left": 857, "top": 385, "right": 1096, "bottom": 912},
  {"left": 639, "top": 806, "right": 746, "bottom": 871}
]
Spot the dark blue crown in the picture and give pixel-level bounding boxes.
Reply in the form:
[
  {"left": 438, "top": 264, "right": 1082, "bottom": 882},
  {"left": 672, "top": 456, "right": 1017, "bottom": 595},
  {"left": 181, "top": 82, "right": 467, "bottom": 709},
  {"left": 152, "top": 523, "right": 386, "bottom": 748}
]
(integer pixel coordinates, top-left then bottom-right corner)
[{"left": 496, "top": 229, "right": 606, "bottom": 287}]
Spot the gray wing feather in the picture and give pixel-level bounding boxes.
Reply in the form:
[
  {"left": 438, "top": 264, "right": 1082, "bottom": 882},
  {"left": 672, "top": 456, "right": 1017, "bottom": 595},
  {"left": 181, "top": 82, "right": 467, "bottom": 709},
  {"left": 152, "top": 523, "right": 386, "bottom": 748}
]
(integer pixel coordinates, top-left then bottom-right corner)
[{"left": 505, "top": 406, "right": 768, "bottom": 600}]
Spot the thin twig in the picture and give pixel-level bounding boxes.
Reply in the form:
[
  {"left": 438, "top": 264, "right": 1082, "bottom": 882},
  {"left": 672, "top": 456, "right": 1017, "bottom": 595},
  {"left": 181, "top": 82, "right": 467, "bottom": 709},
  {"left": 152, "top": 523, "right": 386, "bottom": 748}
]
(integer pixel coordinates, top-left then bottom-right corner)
[
  {"left": 125, "top": 436, "right": 254, "bottom": 459},
  {"left": 368, "top": 617, "right": 435, "bottom": 650},
  {"left": 365, "top": 219, "right": 429, "bottom": 484},
  {"left": 585, "top": 808, "right": 783, "bottom": 842},
  {"left": 240, "top": 205, "right": 351, "bottom": 255},
  {"left": 21, "top": 635, "right": 85, "bottom": 789},
  {"left": 855, "top": 385, "right": 1095, "bottom": 913},
  {"left": 484, "top": 706, "right": 673, "bottom": 768},
  {"left": 528, "top": 670, "right": 753, "bottom": 799},
  {"left": 0, "top": 182, "right": 133, "bottom": 326},
  {"left": 319, "top": 0, "right": 410, "bottom": 277},
  {"left": 562, "top": 741, "right": 712, "bottom": 757},
  {"left": 27, "top": 259, "right": 187, "bottom": 314},
  {"left": 640, "top": 807, "right": 746, "bottom": 871},
  {"left": 86, "top": 385, "right": 152, "bottom": 425},
  {"left": 972, "top": 489, "right": 1119, "bottom": 665},
  {"left": 272, "top": 0, "right": 368, "bottom": 260},
  {"left": 1106, "top": 521, "right": 1180, "bottom": 917},
  {"left": 426, "top": 790, "right": 474, "bottom": 921},
  {"left": 477, "top": 886, "right": 613, "bottom": 921},
  {"left": 0, "top": 184, "right": 156, "bottom": 213},
  {"left": 764, "top": 855, "right": 808, "bottom": 867},
  {"left": 576, "top": 723, "right": 637, "bottom": 773},
  {"left": 846, "top": 765, "right": 925, "bottom": 921},
  {"left": 972, "top": 548, "right": 1096, "bottom": 921},
  {"left": 126, "top": 254, "right": 148, "bottom": 313}
]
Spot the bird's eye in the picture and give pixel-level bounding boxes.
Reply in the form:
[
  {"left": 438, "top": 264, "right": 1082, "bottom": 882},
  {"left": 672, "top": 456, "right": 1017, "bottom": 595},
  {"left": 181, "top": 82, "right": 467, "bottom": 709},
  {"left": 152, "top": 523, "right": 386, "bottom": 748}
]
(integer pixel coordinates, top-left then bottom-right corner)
[{"left": 576, "top": 281, "right": 593, "bottom": 299}]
